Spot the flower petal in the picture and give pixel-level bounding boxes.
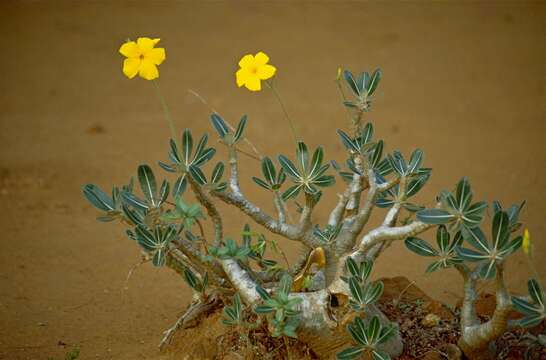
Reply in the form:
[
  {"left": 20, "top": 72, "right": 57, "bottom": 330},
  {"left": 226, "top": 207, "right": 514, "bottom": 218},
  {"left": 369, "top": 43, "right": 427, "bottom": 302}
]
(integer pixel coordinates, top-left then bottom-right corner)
[
  {"left": 254, "top": 52, "right": 270, "bottom": 66},
  {"left": 123, "top": 58, "right": 141, "bottom": 79},
  {"left": 257, "top": 64, "right": 276, "bottom": 80},
  {"left": 238, "top": 54, "right": 255, "bottom": 68},
  {"left": 137, "top": 37, "right": 160, "bottom": 52},
  {"left": 145, "top": 48, "right": 166, "bottom": 65},
  {"left": 244, "top": 75, "right": 261, "bottom": 91},
  {"left": 139, "top": 59, "right": 159, "bottom": 80},
  {"left": 236, "top": 68, "right": 248, "bottom": 87},
  {"left": 119, "top": 41, "right": 140, "bottom": 58}
]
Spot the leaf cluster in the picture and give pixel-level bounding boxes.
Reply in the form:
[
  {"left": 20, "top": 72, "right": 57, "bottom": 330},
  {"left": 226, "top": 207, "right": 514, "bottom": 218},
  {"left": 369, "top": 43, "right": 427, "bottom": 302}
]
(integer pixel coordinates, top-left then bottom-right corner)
[{"left": 254, "top": 274, "right": 302, "bottom": 338}]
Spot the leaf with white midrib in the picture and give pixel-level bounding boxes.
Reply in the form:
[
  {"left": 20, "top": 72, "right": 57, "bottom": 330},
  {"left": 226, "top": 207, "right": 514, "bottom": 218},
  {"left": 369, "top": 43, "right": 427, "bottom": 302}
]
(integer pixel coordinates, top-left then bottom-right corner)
[
  {"left": 182, "top": 129, "right": 193, "bottom": 165},
  {"left": 528, "top": 279, "right": 545, "bottom": 309},
  {"left": 138, "top": 165, "right": 157, "bottom": 207},
  {"left": 278, "top": 155, "right": 301, "bottom": 180}
]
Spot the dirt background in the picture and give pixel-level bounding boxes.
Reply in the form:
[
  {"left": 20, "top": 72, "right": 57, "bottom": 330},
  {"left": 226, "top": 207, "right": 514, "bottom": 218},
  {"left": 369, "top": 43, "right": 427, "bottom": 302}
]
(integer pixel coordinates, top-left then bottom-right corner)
[{"left": 1, "top": 1, "right": 544, "bottom": 359}]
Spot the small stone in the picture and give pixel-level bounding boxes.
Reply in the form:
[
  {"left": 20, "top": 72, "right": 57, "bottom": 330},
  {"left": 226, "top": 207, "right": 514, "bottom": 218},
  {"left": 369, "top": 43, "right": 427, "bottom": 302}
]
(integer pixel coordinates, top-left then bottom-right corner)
[
  {"left": 441, "top": 343, "right": 462, "bottom": 360},
  {"left": 421, "top": 313, "right": 441, "bottom": 328}
]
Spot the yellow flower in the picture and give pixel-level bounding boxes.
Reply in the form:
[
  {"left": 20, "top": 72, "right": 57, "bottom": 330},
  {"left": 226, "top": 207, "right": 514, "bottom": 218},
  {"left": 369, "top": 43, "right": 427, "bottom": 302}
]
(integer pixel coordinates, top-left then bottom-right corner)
[
  {"left": 119, "top": 37, "right": 166, "bottom": 80},
  {"left": 522, "top": 228, "right": 531, "bottom": 255},
  {"left": 336, "top": 67, "right": 342, "bottom": 81},
  {"left": 236, "top": 51, "right": 276, "bottom": 91}
]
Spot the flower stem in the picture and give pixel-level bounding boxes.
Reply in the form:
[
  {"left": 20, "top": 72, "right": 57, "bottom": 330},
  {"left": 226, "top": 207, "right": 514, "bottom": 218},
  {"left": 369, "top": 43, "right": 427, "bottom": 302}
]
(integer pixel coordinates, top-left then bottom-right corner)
[
  {"left": 265, "top": 80, "right": 298, "bottom": 145},
  {"left": 152, "top": 79, "right": 177, "bottom": 141}
]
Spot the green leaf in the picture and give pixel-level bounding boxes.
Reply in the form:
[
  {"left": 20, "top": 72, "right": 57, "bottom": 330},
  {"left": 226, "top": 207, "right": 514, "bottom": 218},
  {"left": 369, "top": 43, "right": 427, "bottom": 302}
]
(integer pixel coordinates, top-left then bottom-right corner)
[
  {"left": 455, "top": 177, "right": 472, "bottom": 211},
  {"left": 234, "top": 114, "right": 247, "bottom": 143},
  {"left": 407, "top": 149, "right": 423, "bottom": 174},
  {"left": 157, "top": 180, "right": 169, "bottom": 204},
  {"left": 211, "top": 162, "right": 224, "bottom": 184},
  {"left": 252, "top": 177, "right": 271, "bottom": 190},
  {"left": 137, "top": 165, "right": 157, "bottom": 206},
  {"left": 233, "top": 293, "right": 242, "bottom": 319},
  {"left": 173, "top": 175, "right": 187, "bottom": 197},
  {"left": 456, "top": 247, "right": 489, "bottom": 262},
  {"left": 122, "top": 204, "right": 144, "bottom": 226},
  {"left": 347, "top": 320, "right": 367, "bottom": 346},
  {"left": 363, "top": 281, "right": 384, "bottom": 304},
  {"left": 343, "top": 70, "right": 360, "bottom": 96},
  {"left": 461, "top": 226, "right": 490, "bottom": 253},
  {"left": 497, "top": 236, "right": 522, "bottom": 257},
  {"left": 183, "top": 268, "right": 200, "bottom": 290},
  {"left": 372, "top": 350, "right": 390, "bottom": 360},
  {"left": 374, "top": 159, "right": 392, "bottom": 177},
  {"left": 337, "top": 129, "right": 359, "bottom": 153},
  {"left": 477, "top": 261, "right": 497, "bottom": 280},
  {"left": 346, "top": 258, "right": 360, "bottom": 278},
  {"left": 254, "top": 305, "right": 274, "bottom": 314},
  {"left": 152, "top": 248, "right": 167, "bottom": 267},
  {"left": 313, "top": 175, "right": 335, "bottom": 187},
  {"left": 448, "top": 231, "right": 464, "bottom": 252},
  {"left": 279, "top": 274, "right": 293, "bottom": 295},
  {"left": 377, "top": 323, "right": 395, "bottom": 344},
  {"left": 528, "top": 279, "right": 544, "bottom": 309},
  {"left": 309, "top": 146, "right": 324, "bottom": 178},
  {"left": 192, "top": 147, "right": 216, "bottom": 168},
  {"left": 82, "top": 184, "right": 114, "bottom": 211},
  {"left": 462, "top": 201, "right": 487, "bottom": 227},
  {"left": 405, "top": 237, "right": 438, "bottom": 257},
  {"left": 158, "top": 161, "right": 176, "bottom": 173},
  {"left": 512, "top": 296, "right": 541, "bottom": 315},
  {"left": 367, "top": 68, "right": 382, "bottom": 96},
  {"left": 360, "top": 122, "right": 373, "bottom": 144},
  {"left": 440, "top": 191, "right": 458, "bottom": 211},
  {"left": 416, "top": 209, "right": 455, "bottom": 224},
  {"left": 278, "top": 155, "right": 301, "bottom": 180},
  {"left": 283, "top": 324, "right": 298, "bottom": 338},
  {"left": 387, "top": 152, "right": 407, "bottom": 176},
  {"left": 366, "top": 316, "right": 380, "bottom": 343},
  {"left": 375, "top": 197, "right": 395, "bottom": 208},
  {"left": 518, "top": 314, "right": 545, "bottom": 328},
  {"left": 182, "top": 129, "right": 193, "bottom": 164},
  {"left": 402, "top": 202, "right": 424, "bottom": 212},
  {"left": 210, "top": 113, "right": 229, "bottom": 138},
  {"left": 282, "top": 184, "right": 302, "bottom": 201},
  {"left": 121, "top": 191, "right": 149, "bottom": 211},
  {"left": 255, "top": 285, "right": 271, "bottom": 301},
  {"left": 261, "top": 157, "right": 277, "bottom": 185},
  {"left": 336, "top": 346, "right": 365, "bottom": 360},
  {"left": 193, "top": 134, "right": 209, "bottom": 160},
  {"left": 492, "top": 210, "right": 510, "bottom": 250},
  {"left": 436, "top": 225, "right": 450, "bottom": 253},
  {"left": 369, "top": 140, "right": 383, "bottom": 168},
  {"left": 189, "top": 165, "right": 207, "bottom": 185},
  {"left": 296, "top": 142, "right": 309, "bottom": 174},
  {"left": 425, "top": 261, "right": 444, "bottom": 273},
  {"left": 349, "top": 277, "right": 364, "bottom": 304},
  {"left": 169, "top": 139, "right": 181, "bottom": 163},
  {"left": 356, "top": 72, "right": 369, "bottom": 95}
]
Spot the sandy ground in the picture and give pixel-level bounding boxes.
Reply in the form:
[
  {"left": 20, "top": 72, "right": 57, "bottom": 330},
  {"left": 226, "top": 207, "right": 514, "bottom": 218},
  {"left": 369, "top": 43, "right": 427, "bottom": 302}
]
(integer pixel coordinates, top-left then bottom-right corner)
[{"left": 0, "top": 1, "right": 544, "bottom": 359}]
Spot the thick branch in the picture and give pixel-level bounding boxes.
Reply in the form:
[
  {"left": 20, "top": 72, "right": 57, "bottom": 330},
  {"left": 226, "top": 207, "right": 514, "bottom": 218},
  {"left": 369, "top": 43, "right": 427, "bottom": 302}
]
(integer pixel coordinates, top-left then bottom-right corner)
[
  {"left": 212, "top": 190, "right": 320, "bottom": 247},
  {"left": 458, "top": 265, "right": 513, "bottom": 356},
  {"left": 455, "top": 264, "right": 481, "bottom": 329},
  {"left": 359, "top": 220, "right": 433, "bottom": 254},
  {"left": 328, "top": 220, "right": 433, "bottom": 294},
  {"left": 348, "top": 168, "right": 379, "bottom": 239}
]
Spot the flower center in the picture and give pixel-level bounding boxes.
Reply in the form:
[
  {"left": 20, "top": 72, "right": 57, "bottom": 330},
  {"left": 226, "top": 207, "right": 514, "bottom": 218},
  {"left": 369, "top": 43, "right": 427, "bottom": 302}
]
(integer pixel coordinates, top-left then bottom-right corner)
[{"left": 249, "top": 65, "right": 258, "bottom": 74}]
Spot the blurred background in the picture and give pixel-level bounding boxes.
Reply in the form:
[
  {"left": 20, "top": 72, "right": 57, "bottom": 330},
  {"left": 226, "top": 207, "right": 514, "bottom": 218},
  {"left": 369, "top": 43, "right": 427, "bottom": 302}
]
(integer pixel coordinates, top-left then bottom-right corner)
[{"left": 1, "top": 1, "right": 544, "bottom": 359}]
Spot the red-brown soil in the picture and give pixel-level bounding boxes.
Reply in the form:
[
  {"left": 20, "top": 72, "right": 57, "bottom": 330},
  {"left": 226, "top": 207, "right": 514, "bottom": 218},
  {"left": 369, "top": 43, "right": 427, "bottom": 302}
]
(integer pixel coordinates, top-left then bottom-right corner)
[{"left": 1, "top": 2, "right": 544, "bottom": 359}]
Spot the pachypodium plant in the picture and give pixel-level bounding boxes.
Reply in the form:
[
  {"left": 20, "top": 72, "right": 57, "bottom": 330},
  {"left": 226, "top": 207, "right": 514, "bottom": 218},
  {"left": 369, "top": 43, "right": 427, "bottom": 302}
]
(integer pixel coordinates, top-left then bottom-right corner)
[{"left": 82, "top": 39, "right": 543, "bottom": 359}]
